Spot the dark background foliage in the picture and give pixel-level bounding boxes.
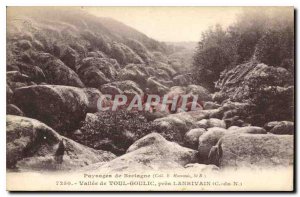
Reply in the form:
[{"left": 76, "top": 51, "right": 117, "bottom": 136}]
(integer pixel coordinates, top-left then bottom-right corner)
[
  {"left": 192, "top": 8, "right": 294, "bottom": 91},
  {"left": 72, "top": 109, "right": 158, "bottom": 155}
]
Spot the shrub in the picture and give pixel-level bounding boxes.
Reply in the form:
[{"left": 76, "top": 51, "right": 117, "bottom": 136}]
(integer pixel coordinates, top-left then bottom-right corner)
[{"left": 73, "top": 109, "right": 158, "bottom": 155}]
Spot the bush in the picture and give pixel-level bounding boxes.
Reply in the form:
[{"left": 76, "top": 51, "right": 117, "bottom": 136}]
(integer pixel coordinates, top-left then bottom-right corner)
[{"left": 73, "top": 109, "right": 158, "bottom": 155}]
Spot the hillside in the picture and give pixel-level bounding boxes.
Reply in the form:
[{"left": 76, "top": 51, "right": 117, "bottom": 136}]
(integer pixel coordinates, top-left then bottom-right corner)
[{"left": 7, "top": 7, "right": 173, "bottom": 65}]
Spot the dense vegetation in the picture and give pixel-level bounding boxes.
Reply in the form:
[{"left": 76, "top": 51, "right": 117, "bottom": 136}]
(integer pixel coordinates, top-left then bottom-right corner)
[
  {"left": 73, "top": 110, "right": 158, "bottom": 155},
  {"left": 192, "top": 8, "right": 294, "bottom": 91},
  {"left": 192, "top": 8, "right": 294, "bottom": 124}
]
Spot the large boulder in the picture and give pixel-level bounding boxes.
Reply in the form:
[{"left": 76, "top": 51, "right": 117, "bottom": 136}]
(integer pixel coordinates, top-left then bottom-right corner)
[
  {"left": 229, "top": 126, "right": 267, "bottom": 134},
  {"left": 100, "top": 84, "right": 122, "bottom": 95},
  {"left": 32, "top": 39, "right": 44, "bottom": 51},
  {"left": 207, "top": 101, "right": 251, "bottom": 127},
  {"left": 154, "top": 112, "right": 196, "bottom": 145},
  {"left": 7, "top": 71, "right": 31, "bottom": 83},
  {"left": 20, "top": 52, "right": 34, "bottom": 64},
  {"left": 264, "top": 121, "right": 281, "bottom": 131},
  {"left": 31, "top": 52, "right": 54, "bottom": 66},
  {"left": 156, "top": 78, "right": 174, "bottom": 88},
  {"left": 184, "top": 109, "right": 220, "bottom": 122},
  {"left": 17, "top": 40, "right": 32, "bottom": 50},
  {"left": 166, "top": 85, "right": 212, "bottom": 104},
  {"left": 118, "top": 64, "right": 148, "bottom": 85},
  {"left": 7, "top": 104, "right": 24, "bottom": 116},
  {"left": 184, "top": 128, "right": 206, "bottom": 149},
  {"left": 210, "top": 101, "right": 250, "bottom": 119},
  {"left": 147, "top": 77, "right": 169, "bottom": 95},
  {"left": 166, "top": 86, "right": 186, "bottom": 99},
  {"left": 227, "top": 126, "right": 241, "bottom": 131},
  {"left": 7, "top": 85, "right": 13, "bottom": 104},
  {"left": 195, "top": 118, "right": 226, "bottom": 129},
  {"left": 213, "top": 133, "right": 294, "bottom": 169},
  {"left": 95, "top": 133, "right": 198, "bottom": 172},
  {"left": 186, "top": 85, "right": 212, "bottom": 101},
  {"left": 60, "top": 46, "right": 79, "bottom": 70},
  {"left": 212, "top": 92, "right": 227, "bottom": 103},
  {"left": 203, "top": 101, "right": 221, "bottom": 110},
  {"left": 125, "top": 39, "right": 152, "bottom": 64},
  {"left": 16, "top": 63, "right": 46, "bottom": 83},
  {"left": 6, "top": 70, "right": 37, "bottom": 91},
  {"left": 165, "top": 85, "right": 212, "bottom": 113},
  {"left": 198, "top": 127, "right": 227, "bottom": 163},
  {"left": 152, "top": 62, "right": 177, "bottom": 78},
  {"left": 39, "top": 58, "right": 84, "bottom": 87},
  {"left": 87, "top": 51, "right": 107, "bottom": 58},
  {"left": 13, "top": 85, "right": 89, "bottom": 132},
  {"left": 6, "top": 115, "right": 116, "bottom": 171},
  {"left": 173, "top": 74, "right": 192, "bottom": 86},
  {"left": 110, "top": 42, "right": 144, "bottom": 65},
  {"left": 101, "top": 80, "right": 143, "bottom": 96},
  {"left": 83, "top": 88, "right": 102, "bottom": 113},
  {"left": 155, "top": 68, "right": 171, "bottom": 80},
  {"left": 265, "top": 121, "right": 294, "bottom": 135},
  {"left": 77, "top": 57, "right": 118, "bottom": 88}
]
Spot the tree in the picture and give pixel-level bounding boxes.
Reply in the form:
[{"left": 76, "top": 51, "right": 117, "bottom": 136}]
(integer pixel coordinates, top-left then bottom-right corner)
[
  {"left": 254, "top": 27, "right": 294, "bottom": 67},
  {"left": 192, "top": 24, "right": 237, "bottom": 91},
  {"left": 192, "top": 8, "right": 294, "bottom": 91}
]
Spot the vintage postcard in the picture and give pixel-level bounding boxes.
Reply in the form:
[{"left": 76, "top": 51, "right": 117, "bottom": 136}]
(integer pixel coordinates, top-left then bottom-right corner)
[{"left": 6, "top": 6, "right": 294, "bottom": 191}]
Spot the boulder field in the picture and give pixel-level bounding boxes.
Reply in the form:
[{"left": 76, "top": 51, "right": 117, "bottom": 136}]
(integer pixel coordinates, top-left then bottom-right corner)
[{"left": 6, "top": 8, "right": 294, "bottom": 174}]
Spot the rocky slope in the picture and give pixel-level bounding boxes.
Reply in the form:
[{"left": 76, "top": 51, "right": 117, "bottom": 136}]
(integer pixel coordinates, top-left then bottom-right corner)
[{"left": 215, "top": 61, "right": 294, "bottom": 126}]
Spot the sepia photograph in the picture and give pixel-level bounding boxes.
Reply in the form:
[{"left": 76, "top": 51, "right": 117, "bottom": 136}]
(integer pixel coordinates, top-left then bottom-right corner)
[{"left": 5, "top": 6, "right": 295, "bottom": 191}]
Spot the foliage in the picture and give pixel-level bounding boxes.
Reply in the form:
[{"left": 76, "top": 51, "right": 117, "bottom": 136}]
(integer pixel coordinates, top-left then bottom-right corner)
[
  {"left": 192, "top": 8, "right": 294, "bottom": 90},
  {"left": 192, "top": 24, "right": 237, "bottom": 90},
  {"left": 73, "top": 109, "right": 158, "bottom": 155},
  {"left": 254, "top": 28, "right": 294, "bottom": 67}
]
